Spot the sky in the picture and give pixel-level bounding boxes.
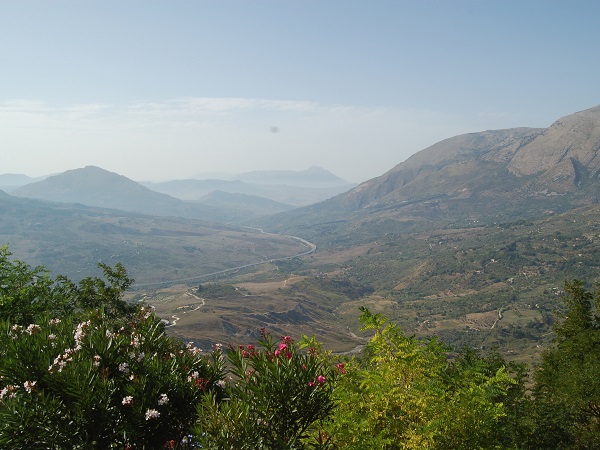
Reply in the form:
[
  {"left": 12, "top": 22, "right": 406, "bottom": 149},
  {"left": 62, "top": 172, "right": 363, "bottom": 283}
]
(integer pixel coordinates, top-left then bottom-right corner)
[{"left": 1, "top": 0, "right": 600, "bottom": 183}]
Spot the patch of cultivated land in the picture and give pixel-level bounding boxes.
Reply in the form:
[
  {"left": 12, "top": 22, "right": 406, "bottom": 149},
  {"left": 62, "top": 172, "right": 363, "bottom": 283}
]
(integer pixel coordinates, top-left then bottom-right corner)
[{"left": 127, "top": 276, "right": 365, "bottom": 353}]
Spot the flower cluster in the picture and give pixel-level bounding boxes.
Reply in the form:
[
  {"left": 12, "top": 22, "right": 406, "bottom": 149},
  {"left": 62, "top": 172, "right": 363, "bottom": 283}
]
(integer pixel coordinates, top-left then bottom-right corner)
[
  {"left": 145, "top": 408, "right": 161, "bottom": 420},
  {"left": 49, "top": 347, "right": 76, "bottom": 374},
  {"left": 158, "top": 393, "right": 169, "bottom": 406},
  {"left": 0, "top": 384, "right": 19, "bottom": 400},
  {"left": 73, "top": 320, "right": 90, "bottom": 350},
  {"left": 308, "top": 375, "right": 327, "bottom": 388},
  {"left": 23, "top": 380, "right": 37, "bottom": 393},
  {"left": 186, "top": 341, "right": 203, "bottom": 356},
  {"left": 141, "top": 305, "right": 155, "bottom": 320},
  {"left": 25, "top": 324, "right": 42, "bottom": 335}
]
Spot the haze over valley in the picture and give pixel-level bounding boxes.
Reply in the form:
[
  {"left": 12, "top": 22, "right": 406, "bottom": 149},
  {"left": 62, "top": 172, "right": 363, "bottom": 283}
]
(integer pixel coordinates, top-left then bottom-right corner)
[{"left": 2, "top": 104, "right": 600, "bottom": 360}]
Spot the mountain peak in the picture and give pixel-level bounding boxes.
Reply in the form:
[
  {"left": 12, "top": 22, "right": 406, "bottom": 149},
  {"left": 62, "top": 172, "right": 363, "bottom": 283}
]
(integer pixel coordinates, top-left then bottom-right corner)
[
  {"left": 268, "top": 104, "right": 600, "bottom": 234},
  {"left": 233, "top": 167, "right": 351, "bottom": 188}
]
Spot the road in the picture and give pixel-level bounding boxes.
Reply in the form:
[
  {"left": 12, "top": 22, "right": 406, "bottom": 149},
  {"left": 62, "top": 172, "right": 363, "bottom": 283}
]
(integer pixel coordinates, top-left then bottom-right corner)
[{"left": 133, "top": 228, "right": 316, "bottom": 288}]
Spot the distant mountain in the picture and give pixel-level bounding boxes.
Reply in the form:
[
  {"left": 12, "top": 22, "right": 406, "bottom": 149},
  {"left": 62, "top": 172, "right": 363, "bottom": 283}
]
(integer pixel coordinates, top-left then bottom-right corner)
[
  {"left": 194, "top": 190, "right": 294, "bottom": 223},
  {"left": 10, "top": 166, "right": 298, "bottom": 224},
  {"left": 143, "top": 177, "right": 355, "bottom": 207},
  {"left": 142, "top": 179, "right": 254, "bottom": 202},
  {"left": 11, "top": 166, "right": 218, "bottom": 220},
  {"left": 233, "top": 166, "right": 351, "bottom": 188},
  {"left": 0, "top": 173, "right": 48, "bottom": 193},
  {"left": 264, "top": 105, "right": 600, "bottom": 241}
]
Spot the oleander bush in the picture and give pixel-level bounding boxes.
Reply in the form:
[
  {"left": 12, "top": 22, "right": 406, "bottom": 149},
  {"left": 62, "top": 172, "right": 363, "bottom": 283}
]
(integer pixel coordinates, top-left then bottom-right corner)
[
  {"left": 0, "top": 306, "right": 226, "bottom": 449},
  {"left": 193, "top": 331, "right": 340, "bottom": 449}
]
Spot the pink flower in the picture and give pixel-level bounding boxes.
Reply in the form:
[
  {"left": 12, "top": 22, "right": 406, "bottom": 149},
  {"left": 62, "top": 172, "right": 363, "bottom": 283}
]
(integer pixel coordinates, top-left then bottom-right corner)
[
  {"left": 308, "top": 381, "right": 315, "bottom": 387},
  {"left": 274, "top": 350, "right": 281, "bottom": 357},
  {"left": 278, "top": 343, "right": 287, "bottom": 351},
  {"left": 247, "top": 344, "right": 254, "bottom": 350},
  {"left": 285, "top": 352, "right": 292, "bottom": 359},
  {"left": 316, "top": 375, "right": 326, "bottom": 385},
  {"left": 196, "top": 378, "right": 209, "bottom": 391},
  {"left": 336, "top": 363, "right": 347, "bottom": 374}
]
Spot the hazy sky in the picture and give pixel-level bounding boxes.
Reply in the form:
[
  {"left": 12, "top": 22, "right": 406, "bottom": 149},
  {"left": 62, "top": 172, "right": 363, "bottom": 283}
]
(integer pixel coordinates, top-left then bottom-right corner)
[{"left": 2, "top": 0, "right": 599, "bottom": 183}]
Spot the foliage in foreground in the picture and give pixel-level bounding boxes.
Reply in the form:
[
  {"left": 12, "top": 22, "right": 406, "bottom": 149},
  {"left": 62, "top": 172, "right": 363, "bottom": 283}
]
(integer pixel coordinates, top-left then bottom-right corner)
[
  {"left": 1, "top": 247, "right": 600, "bottom": 449},
  {"left": 193, "top": 331, "right": 339, "bottom": 449},
  {"left": 326, "top": 307, "right": 523, "bottom": 449},
  {"left": 0, "top": 247, "right": 225, "bottom": 449}
]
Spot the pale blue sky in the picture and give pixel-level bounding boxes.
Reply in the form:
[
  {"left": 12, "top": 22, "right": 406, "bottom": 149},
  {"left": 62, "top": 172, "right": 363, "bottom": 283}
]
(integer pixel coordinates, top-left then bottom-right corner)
[{"left": 1, "top": 0, "right": 599, "bottom": 182}]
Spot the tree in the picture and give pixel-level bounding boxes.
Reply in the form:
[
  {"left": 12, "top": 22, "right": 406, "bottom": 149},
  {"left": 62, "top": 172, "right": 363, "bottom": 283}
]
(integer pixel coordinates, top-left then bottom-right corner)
[
  {"left": 326, "top": 307, "right": 521, "bottom": 449},
  {"left": 0, "top": 246, "right": 135, "bottom": 324},
  {"left": 527, "top": 279, "right": 600, "bottom": 449}
]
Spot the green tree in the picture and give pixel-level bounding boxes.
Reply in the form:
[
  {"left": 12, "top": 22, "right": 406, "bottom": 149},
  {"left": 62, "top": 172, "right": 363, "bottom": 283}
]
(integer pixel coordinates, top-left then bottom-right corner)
[
  {"left": 327, "top": 307, "right": 521, "bottom": 449},
  {"left": 0, "top": 246, "right": 135, "bottom": 324},
  {"left": 527, "top": 280, "right": 600, "bottom": 449}
]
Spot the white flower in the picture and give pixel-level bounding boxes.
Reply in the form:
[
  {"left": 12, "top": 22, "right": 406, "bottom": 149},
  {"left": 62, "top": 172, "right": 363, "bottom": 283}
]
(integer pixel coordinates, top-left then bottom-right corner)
[
  {"left": 25, "top": 324, "right": 42, "bottom": 335},
  {"left": 49, "top": 318, "right": 61, "bottom": 326},
  {"left": 74, "top": 320, "right": 90, "bottom": 346},
  {"left": 122, "top": 395, "right": 134, "bottom": 406},
  {"left": 118, "top": 362, "right": 129, "bottom": 373},
  {"left": 145, "top": 409, "right": 160, "bottom": 420},
  {"left": 0, "top": 385, "right": 18, "bottom": 399},
  {"left": 48, "top": 334, "right": 56, "bottom": 341},
  {"left": 187, "top": 370, "right": 203, "bottom": 383},
  {"left": 158, "top": 393, "right": 169, "bottom": 405},
  {"left": 215, "top": 380, "right": 227, "bottom": 388},
  {"left": 142, "top": 305, "right": 155, "bottom": 319},
  {"left": 23, "top": 380, "right": 37, "bottom": 393},
  {"left": 93, "top": 355, "right": 101, "bottom": 367},
  {"left": 130, "top": 335, "right": 140, "bottom": 348}
]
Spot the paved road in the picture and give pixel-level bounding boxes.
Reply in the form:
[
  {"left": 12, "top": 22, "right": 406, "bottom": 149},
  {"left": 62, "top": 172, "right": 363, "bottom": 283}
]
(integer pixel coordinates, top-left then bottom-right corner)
[{"left": 133, "top": 228, "right": 316, "bottom": 288}]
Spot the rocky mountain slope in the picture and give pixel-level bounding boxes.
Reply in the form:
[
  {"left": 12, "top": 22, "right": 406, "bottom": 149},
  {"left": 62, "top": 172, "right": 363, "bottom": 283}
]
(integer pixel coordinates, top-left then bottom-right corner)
[{"left": 265, "top": 105, "right": 600, "bottom": 239}]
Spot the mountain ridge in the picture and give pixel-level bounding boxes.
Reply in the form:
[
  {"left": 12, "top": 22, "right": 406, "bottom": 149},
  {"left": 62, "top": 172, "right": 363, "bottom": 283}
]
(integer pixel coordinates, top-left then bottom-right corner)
[{"left": 262, "top": 104, "right": 600, "bottom": 239}]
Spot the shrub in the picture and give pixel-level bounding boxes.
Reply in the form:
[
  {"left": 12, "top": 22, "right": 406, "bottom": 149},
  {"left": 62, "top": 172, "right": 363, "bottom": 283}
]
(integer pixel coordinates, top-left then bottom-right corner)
[
  {"left": 193, "top": 330, "right": 340, "bottom": 449},
  {"left": 0, "top": 306, "right": 225, "bottom": 449}
]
